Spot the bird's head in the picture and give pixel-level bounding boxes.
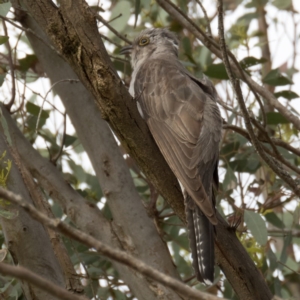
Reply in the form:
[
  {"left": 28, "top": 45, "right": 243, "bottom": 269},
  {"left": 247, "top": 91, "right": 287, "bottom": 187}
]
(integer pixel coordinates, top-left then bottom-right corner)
[{"left": 120, "top": 28, "right": 179, "bottom": 70}]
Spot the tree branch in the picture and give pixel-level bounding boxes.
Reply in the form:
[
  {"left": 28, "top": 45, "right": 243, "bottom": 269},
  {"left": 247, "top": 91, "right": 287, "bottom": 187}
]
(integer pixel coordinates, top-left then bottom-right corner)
[
  {"left": 156, "top": 0, "right": 300, "bottom": 131},
  {"left": 0, "top": 187, "right": 226, "bottom": 300},
  {"left": 0, "top": 263, "right": 88, "bottom": 300},
  {"left": 14, "top": 1, "right": 277, "bottom": 299},
  {"left": 8, "top": 4, "right": 184, "bottom": 298},
  {"left": 217, "top": 0, "right": 300, "bottom": 198}
]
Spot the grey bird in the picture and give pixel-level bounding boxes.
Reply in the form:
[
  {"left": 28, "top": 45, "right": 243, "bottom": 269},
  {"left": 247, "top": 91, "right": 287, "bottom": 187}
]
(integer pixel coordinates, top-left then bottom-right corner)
[{"left": 121, "top": 28, "right": 222, "bottom": 284}]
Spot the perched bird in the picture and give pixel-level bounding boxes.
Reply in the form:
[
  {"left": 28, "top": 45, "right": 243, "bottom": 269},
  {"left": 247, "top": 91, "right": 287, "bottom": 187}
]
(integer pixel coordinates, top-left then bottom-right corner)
[{"left": 121, "top": 28, "right": 222, "bottom": 284}]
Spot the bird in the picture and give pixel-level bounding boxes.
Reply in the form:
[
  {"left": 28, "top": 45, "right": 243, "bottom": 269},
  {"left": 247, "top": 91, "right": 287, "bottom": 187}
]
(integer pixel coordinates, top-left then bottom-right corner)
[{"left": 121, "top": 28, "right": 222, "bottom": 284}]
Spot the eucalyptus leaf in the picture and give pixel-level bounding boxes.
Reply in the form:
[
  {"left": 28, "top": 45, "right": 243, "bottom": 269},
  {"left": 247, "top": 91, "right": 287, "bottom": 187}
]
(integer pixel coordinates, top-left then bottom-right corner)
[
  {"left": 239, "top": 56, "right": 267, "bottom": 69},
  {"left": 244, "top": 210, "right": 268, "bottom": 246},
  {"left": 0, "top": 35, "right": 8, "bottom": 45},
  {"left": 0, "top": 2, "right": 11, "bottom": 17},
  {"left": 18, "top": 54, "right": 38, "bottom": 72},
  {"left": 279, "top": 234, "right": 292, "bottom": 269},
  {"left": 109, "top": 1, "right": 131, "bottom": 34},
  {"left": 263, "top": 69, "right": 293, "bottom": 86},
  {"left": 265, "top": 212, "right": 285, "bottom": 229},
  {"left": 266, "top": 112, "right": 289, "bottom": 125},
  {"left": 272, "top": 0, "right": 292, "bottom": 10},
  {"left": 204, "top": 63, "right": 229, "bottom": 80},
  {"left": 274, "top": 90, "right": 299, "bottom": 100}
]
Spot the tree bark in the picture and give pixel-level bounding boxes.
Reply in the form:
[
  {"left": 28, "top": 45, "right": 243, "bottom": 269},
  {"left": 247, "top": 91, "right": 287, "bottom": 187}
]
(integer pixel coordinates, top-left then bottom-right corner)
[
  {"left": 0, "top": 117, "right": 65, "bottom": 300},
  {"left": 9, "top": 2, "right": 183, "bottom": 299},
  {"left": 12, "top": 0, "right": 273, "bottom": 299}
]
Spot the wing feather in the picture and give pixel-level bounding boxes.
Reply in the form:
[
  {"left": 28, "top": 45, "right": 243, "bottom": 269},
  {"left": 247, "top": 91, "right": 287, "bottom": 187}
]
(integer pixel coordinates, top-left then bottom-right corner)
[{"left": 134, "top": 59, "right": 222, "bottom": 224}]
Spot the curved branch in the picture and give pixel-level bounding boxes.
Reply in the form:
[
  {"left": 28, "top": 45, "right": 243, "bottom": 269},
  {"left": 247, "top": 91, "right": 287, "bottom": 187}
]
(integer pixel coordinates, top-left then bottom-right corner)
[
  {"left": 217, "top": 0, "right": 300, "bottom": 198},
  {"left": 18, "top": 1, "right": 274, "bottom": 299},
  {"left": 0, "top": 263, "right": 87, "bottom": 300},
  {"left": 156, "top": 0, "right": 300, "bottom": 131},
  {"left": 0, "top": 187, "right": 226, "bottom": 300}
]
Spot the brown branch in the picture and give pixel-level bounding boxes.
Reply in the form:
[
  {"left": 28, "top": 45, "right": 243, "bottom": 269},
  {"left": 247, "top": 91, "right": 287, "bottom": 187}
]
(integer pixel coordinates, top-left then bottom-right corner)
[
  {"left": 51, "top": 111, "right": 67, "bottom": 164},
  {"left": 257, "top": 5, "right": 273, "bottom": 94},
  {"left": 0, "top": 187, "right": 226, "bottom": 300},
  {"left": 36, "top": 79, "right": 79, "bottom": 132},
  {"left": 96, "top": 14, "right": 132, "bottom": 44},
  {"left": 0, "top": 263, "right": 88, "bottom": 300},
  {"left": 18, "top": 2, "right": 274, "bottom": 299},
  {"left": 217, "top": 0, "right": 300, "bottom": 198},
  {"left": 223, "top": 123, "right": 300, "bottom": 157},
  {"left": 156, "top": 0, "right": 300, "bottom": 131},
  {"left": 2, "top": 20, "right": 16, "bottom": 111},
  {"left": 0, "top": 15, "right": 62, "bottom": 58},
  {"left": 195, "top": 0, "right": 212, "bottom": 36}
]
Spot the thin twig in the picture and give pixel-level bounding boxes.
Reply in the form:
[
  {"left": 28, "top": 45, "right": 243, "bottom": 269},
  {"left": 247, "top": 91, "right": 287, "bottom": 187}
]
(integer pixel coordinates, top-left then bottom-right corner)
[
  {"left": 217, "top": 0, "right": 300, "bottom": 197},
  {"left": 36, "top": 79, "right": 79, "bottom": 133},
  {"left": 276, "top": 261, "right": 300, "bottom": 274},
  {"left": 195, "top": 0, "right": 212, "bottom": 36},
  {"left": 51, "top": 111, "right": 67, "bottom": 164},
  {"left": 0, "top": 263, "right": 88, "bottom": 300},
  {"left": 11, "top": 78, "right": 26, "bottom": 114},
  {"left": 223, "top": 123, "right": 300, "bottom": 157},
  {"left": 2, "top": 20, "right": 16, "bottom": 111},
  {"left": 99, "top": 13, "right": 123, "bottom": 28},
  {"left": 96, "top": 14, "right": 131, "bottom": 44},
  {"left": 0, "top": 16, "right": 62, "bottom": 58},
  {"left": 0, "top": 187, "right": 226, "bottom": 300},
  {"left": 100, "top": 33, "right": 122, "bottom": 48},
  {"left": 156, "top": 0, "right": 300, "bottom": 131}
]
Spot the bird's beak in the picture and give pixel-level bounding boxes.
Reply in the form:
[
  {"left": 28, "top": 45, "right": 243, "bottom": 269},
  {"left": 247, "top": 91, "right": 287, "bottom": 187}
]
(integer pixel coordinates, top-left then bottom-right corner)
[{"left": 120, "top": 45, "right": 133, "bottom": 55}]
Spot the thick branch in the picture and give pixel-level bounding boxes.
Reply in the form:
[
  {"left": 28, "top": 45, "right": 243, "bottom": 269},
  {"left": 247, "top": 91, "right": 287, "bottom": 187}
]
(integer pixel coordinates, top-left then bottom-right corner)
[
  {"left": 17, "top": 1, "right": 274, "bottom": 299},
  {"left": 0, "top": 187, "right": 225, "bottom": 300},
  {"left": 156, "top": 0, "right": 300, "bottom": 131},
  {"left": 9, "top": 4, "right": 183, "bottom": 299},
  {"left": 217, "top": 0, "right": 300, "bottom": 198},
  {"left": 0, "top": 263, "right": 88, "bottom": 300}
]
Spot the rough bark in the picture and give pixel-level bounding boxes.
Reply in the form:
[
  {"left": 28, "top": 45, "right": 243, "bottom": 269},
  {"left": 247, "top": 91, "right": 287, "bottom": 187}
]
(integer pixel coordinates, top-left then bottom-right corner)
[
  {"left": 12, "top": 0, "right": 273, "bottom": 299},
  {"left": 8, "top": 3, "right": 183, "bottom": 299},
  {"left": 0, "top": 117, "right": 65, "bottom": 300}
]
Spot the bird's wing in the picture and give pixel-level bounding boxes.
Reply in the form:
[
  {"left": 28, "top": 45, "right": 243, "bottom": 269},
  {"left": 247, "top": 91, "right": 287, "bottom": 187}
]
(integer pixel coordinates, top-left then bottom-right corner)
[{"left": 134, "top": 59, "right": 222, "bottom": 224}]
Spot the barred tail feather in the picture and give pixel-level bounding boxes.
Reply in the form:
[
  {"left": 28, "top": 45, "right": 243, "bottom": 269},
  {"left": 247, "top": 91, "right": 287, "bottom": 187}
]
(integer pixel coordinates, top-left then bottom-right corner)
[{"left": 186, "top": 201, "right": 214, "bottom": 284}]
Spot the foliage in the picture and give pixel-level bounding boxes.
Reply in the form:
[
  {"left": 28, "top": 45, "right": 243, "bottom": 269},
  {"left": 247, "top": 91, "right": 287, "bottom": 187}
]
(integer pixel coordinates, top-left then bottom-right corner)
[{"left": 0, "top": 0, "right": 299, "bottom": 299}]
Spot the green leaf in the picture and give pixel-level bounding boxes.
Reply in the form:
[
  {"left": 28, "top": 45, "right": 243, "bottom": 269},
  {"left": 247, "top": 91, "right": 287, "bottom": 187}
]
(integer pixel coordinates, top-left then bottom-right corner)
[
  {"left": 0, "top": 2, "right": 11, "bottom": 17},
  {"left": 0, "top": 107, "right": 12, "bottom": 146},
  {"left": 198, "top": 46, "right": 212, "bottom": 68},
  {"left": 109, "top": 1, "right": 131, "bottom": 34},
  {"left": 263, "top": 69, "right": 293, "bottom": 86},
  {"left": 239, "top": 56, "right": 267, "bottom": 69},
  {"left": 223, "top": 165, "right": 237, "bottom": 190},
  {"left": 204, "top": 63, "right": 229, "bottom": 80},
  {"left": 265, "top": 212, "right": 285, "bottom": 229},
  {"left": 244, "top": 210, "right": 268, "bottom": 246},
  {"left": 272, "top": 0, "right": 292, "bottom": 10},
  {"left": 18, "top": 54, "right": 38, "bottom": 72},
  {"left": 266, "top": 112, "right": 289, "bottom": 125},
  {"left": 266, "top": 248, "right": 277, "bottom": 272},
  {"left": 26, "top": 102, "right": 50, "bottom": 119},
  {"left": 274, "top": 90, "right": 299, "bottom": 100},
  {"left": 134, "top": 0, "right": 140, "bottom": 27},
  {"left": 0, "top": 35, "right": 8, "bottom": 45},
  {"left": 279, "top": 234, "right": 292, "bottom": 269},
  {"left": 182, "top": 36, "right": 192, "bottom": 56},
  {"left": 245, "top": 0, "right": 268, "bottom": 8},
  {"left": 220, "top": 141, "right": 240, "bottom": 160},
  {"left": 64, "top": 134, "right": 77, "bottom": 147},
  {"left": 0, "top": 73, "right": 6, "bottom": 87}
]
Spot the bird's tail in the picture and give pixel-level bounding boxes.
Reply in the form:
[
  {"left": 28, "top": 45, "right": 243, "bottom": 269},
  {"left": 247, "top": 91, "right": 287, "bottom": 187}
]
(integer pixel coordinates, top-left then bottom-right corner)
[{"left": 185, "top": 196, "right": 214, "bottom": 284}]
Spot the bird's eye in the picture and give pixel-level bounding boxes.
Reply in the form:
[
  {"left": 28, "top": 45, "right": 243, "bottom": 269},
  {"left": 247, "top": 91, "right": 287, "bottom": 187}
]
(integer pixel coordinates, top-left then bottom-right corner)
[{"left": 139, "top": 37, "right": 149, "bottom": 46}]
